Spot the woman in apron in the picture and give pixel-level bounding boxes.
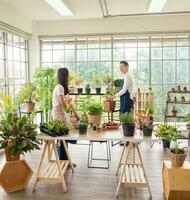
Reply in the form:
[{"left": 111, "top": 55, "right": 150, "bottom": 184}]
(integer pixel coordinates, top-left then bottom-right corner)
[{"left": 52, "top": 68, "right": 79, "bottom": 161}]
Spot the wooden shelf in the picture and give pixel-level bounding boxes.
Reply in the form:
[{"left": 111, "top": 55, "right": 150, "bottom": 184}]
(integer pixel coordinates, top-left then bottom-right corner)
[
  {"left": 168, "top": 91, "right": 190, "bottom": 94},
  {"left": 166, "top": 115, "right": 186, "bottom": 118},
  {"left": 166, "top": 101, "right": 190, "bottom": 104},
  {"left": 70, "top": 93, "right": 105, "bottom": 96},
  {"left": 119, "top": 164, "right": 147, "bottom": 187}
]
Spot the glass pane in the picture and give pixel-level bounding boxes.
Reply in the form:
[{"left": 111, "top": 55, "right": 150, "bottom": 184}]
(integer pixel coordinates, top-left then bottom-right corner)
[
  {"left": 20, "top": 38, "right": 25, "bottom": 49},
  {"left": 153, "top": 86, "right": 163, "bottom": 104},
  {"left": 0, "top": 44, "right": 3, "bottom": 59},
  {"left": 7, "top": 34, "right": 12, "bottom": 45},
  {"left": 125, "top": 48, "right": 137, "bottom": 60},
  {"left": 42, "top": 50, "right": 52, "bottom": 62},
  {"left": 88, "top": 49, "right": 99, "bottom": 61},
  {"left": 151, "top": 48, "right": 162, "bottom": 60},
  {"left": 7, "top": 61, "right": 14, "bottom": 78},
  {"left": 151, "top": 61, "right": 162, "bottom": 84},
  {"left": 177, "top": 47, "right": 189, "bottom": 59},
  {"left": 163, "top": 61, "right": 175, "bottom": 84},
  {"left": 101, "top": 49, "right": 111, "bottom": 61},
  {"left": 77, "top": 50, "right": 87, "bottom": 61},
  {"left": 20, "top": 49, "right": 26, "bottom": 62},
  {"left": 138, "top": 38, "right": 149, "bottom": 47},
  {"left": 113, "top": 49, "right": 124, "bottom": 60},
  {"left": 125, "top": 38, "right": 137, "bottom": 48},
  {"left": 20, "top": 63, "right": 27, "bottom": 79},
  {"left": 113, "top": 38, "right": 124, "bottom": 48},
  {"left": 88, "top": 38, "right": 99, "bottom": 48},
  {"left": 65, "top": 50, "right": 75, "bottom": 61},
  {"left": 14, "top": 61, "right": 20, "bottom": 78},
  {"left": 7, "top": 46, "right": 13, "bottom": 60},
  {"left": 53, "top": 50, "right": 64, "bottom": 62},
  {"left": 101, "top": 38, "right": 111, "bottom": 48},
  {"left": 64, "top": 62, "right": 75, "bottom": 72},
  {"left": 138, "top": 61, "right": 149, "bottom": 84},
  {"left": 163, "top": 37, "right": 176, "bottom": 46},
  {"left": 128, "top": 61, "right": 137, "bottom": 84},
  {"left": 42, "top": 62, "right": 52, "bottom": 68},
  {"left": 138, "top": 48, "right": 149, "bottom": 60},
  {"left": 113, "top": 62, "right": 122, "bottom": 79},
  {"left": 177, "top": 60, "right": 189, "bottom": 84},
  {"left": 77, "top": 39, "right": 87, "bottom": 49},
  {"left": 0, "top": 32, "right": 3, "bottom": 43},
  {"left": 53, "top": 41, "right": 64, "bottom": 50},
  {"left": 13, "top": 35, "right": 20, "bottom": 47},
  {"left": 151, "top": 37, "right": 162, "bottom": 47},
  {"left": 13, "top": 47, "right": 20, "bottom": 61},
  {"left": 42, "top": 40, "right": 52, "bottom": 50},
  {"left": 177, "top": 37, "right": 189, "bottom": 46},
  {"left": 0, "top": 60, "right": 4, "bottom": 79},
  {"left": 65, "top": 39, "right": 75, "bottom": 49},
  {"left": 163, "top": 47, "right": 175, "bottom": 59}
]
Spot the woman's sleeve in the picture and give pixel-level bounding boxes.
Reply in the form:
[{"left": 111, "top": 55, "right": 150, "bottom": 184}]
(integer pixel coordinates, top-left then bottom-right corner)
[
  {"left": 57, "top": 85, "right": 65, "bottom": 96},
  {"left": 115, "top": 75, "right": 128, "bottom": 97}
]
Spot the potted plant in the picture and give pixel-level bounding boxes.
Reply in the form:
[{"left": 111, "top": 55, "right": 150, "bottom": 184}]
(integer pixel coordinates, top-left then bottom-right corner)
[
  {"left": 184, "top": 113, "right": 190, "bottom": 135},
  {"left": 85, "top": 84, "right": 91, "bottom": 94},
  {"left": 172, "top": 106, "right": 177, "bottom": 117},
  {"left": 87, "top": 102, "right": 103, "bottom": 126},
  {"left": 75, "top": 76, "right": 84, "bottom": 94},
  {"left": 113, "top": 79, "right": 122, "bottom": 92},
  {"left": 16, "top": 83, "right": 36, "bottom": 112},
  {"left": 155, "top": 124, "right": 174, "bottom": 149},
  {"left": 0, "top": 113, "right": 40, "bottom": 161},
  {"left": 93, "top": 72, "right": 102, "bottom": 94},
  {"left": 121, "top": 112, "right": 135, "bottom": 137},
  {"left": 138, "top": 105, "right": 154, "bottom": 136},
  {"left": 78, "top": 115, "right": 88, "bottom": 134},
  {"left": 183, "top": 86, "right": 187, "bottom": 92},
  {"left": 166, "top": 128, "right": 187, "bottom": 167},
  {"left": 69, "top": 73, "right": 77, "bottom": 93}
]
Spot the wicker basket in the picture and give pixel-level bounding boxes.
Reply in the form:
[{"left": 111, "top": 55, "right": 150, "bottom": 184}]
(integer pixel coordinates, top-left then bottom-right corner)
[{"left": 167, "top": 148, "right": 188, "bottom": 167}]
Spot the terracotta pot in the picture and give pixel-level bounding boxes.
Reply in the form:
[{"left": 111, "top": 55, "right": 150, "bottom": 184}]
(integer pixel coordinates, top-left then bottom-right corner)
[
  {"left": 172, "top": 111, "right": 177, "bottom": 117},
  {"left": 167, "top": 148, "right": 187, "bottom": 167},
  {"left": 104, "top": 100, "right": 116, "bottom": 112},
  {"left": 88, "top": 114, "right": 102, "bottom": 125},
  {"left": 5, "top": 147, "right": 20, "bottom": 162},
  {"left": 27, "top": 102, "right": 35, "bottom": 113}
]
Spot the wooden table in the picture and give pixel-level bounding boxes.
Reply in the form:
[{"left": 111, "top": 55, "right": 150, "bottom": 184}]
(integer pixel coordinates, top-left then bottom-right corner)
[{"left": 33, "top": 128, "right": 159, "bottom": 198}]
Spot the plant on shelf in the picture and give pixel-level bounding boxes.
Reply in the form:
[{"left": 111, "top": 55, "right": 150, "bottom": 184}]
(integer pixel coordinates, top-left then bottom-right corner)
[
  {"left": 33, "top": 67, "right": 56, "bottom": 121},
  {"left": 157, "top": 125, "right": 186, "bottom": 167},
  {"left": 0, "top": 113, "right": 40, "bottom": 161},
  {"left": 69, "top": 72, "right": 77, "bottom": 93},
  {"left": 85, "top": 83, "right": 91, "bottom": 94},
  {"left": 137, "top": 105, "right": 154, "bottom": 136},
  {"left": 184, "top": 113, "right": 190, "bottom": 134},
  {"left": 93, "top": 72, "right": 101, "bottom": 94},
  {"left": 121, "top": 112, "right": 135, "bottom": 137},
  {"left": 40, "top": 120, "right": 69, "bottom": 137},
  {"left": 87, "top": 102, "right": 104, "bottom": 126},
  {"left": 171, "top": 106, "right": 177, "bottom": 117},
  {"left": 75, "top": 76, "right": 84, "bottom": 94},
  {"left": 16, "top": 83, "right": 36, "bottom": 112}
]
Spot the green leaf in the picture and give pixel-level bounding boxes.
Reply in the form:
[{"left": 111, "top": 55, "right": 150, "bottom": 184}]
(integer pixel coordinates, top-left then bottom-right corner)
[
  {"left": 16, "top": 140, "right": 27, "bottom": 149},
  {"left": 11, "top": 146, "right": 18, "bottom": 156}
]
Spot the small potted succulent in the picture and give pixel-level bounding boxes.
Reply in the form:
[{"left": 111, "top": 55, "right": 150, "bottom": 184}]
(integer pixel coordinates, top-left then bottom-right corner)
[
  {"left": 93, "top": 72, "right": 101, "bottom": 94},
  {"left": 184, "top": 113, "right": 190, "bottom": 135},
  {"left": 183, "top": 86, "right": 187, "bottom": 92},
  {"left": 155, "top": 124, "right": 173, "bottom": 149},
  {"left": 121, "top": 112, "right": 135, "bottom": 137},
  {"left": 166, "top": 128, "right": 187, "bottom": 167},
  {"left": 78, "top": 115, "right": 88, "bottom": 134},
  {"left": 75, "top": 76, "right": 84, "bottom": 94},
  {"left": 172, "top": 106, "right": 177, "bottom": 117},
  {"left": 181, "top": 96, "right": 185, "bottom": 102},
  {"left": 87, "top": 102, "right": 104, "bottom": 126},
  {"left": 85, "top": 84, "right": 91, "bottom": 94},
  {"left": 16, "top": 83, "right": 36, "bottom": 112}
]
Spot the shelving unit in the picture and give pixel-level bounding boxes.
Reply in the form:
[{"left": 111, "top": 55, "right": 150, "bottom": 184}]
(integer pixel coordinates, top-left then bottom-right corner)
[{"left": 164, "top": 90, "right": 190, "bottom": 124}]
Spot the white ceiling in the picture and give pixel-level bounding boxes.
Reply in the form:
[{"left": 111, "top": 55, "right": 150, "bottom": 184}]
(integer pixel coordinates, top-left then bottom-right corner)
[{"left": 1, "top": 0, "right": 190, "bottom": 21}]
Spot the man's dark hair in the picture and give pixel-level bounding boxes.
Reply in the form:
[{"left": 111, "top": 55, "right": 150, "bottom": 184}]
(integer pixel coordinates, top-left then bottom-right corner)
[{"left": 120, "top": 61, "right": 129, "bottom": 67}]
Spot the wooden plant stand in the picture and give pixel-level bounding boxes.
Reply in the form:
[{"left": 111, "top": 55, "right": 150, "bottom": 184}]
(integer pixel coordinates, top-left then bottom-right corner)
[
  {"left": 162, "top": 161, "right": 190, "bottom": 200},
  {"left": 32, "top": 139, "right": 74, "bottom": 192},
  {"left": 116, "top": 142, "right": 152, "bottom": 199},
  {"left": 0, "top": 159, "right": 33, "bottom": 193}
]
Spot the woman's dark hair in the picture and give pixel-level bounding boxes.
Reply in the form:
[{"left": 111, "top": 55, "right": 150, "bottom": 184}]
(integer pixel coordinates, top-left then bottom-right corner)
[
  {"left": 57, "top": 68, "right": 69, "bottom": 95},
  {"left": 120, "top": 61, "right": 129, "bottom": 67}
]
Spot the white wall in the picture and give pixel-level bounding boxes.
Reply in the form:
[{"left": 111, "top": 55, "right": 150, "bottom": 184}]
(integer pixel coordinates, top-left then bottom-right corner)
[
  {"left": 0, "top": 0, "right": 33, "bottom": 34},
  {"left": 37, "top": 14, "right": 190, "bottom": 36}
]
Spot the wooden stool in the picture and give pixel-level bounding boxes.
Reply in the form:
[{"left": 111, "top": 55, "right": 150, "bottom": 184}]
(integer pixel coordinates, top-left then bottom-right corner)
[{"left": 162, "top": 161, "right": 190, "bottom": 200}]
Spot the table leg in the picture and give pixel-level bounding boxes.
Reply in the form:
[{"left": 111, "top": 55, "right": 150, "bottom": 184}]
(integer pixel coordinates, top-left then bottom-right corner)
[
  {"left": 32, "top": 142, "right": 48, "bottom": 192},
  {"left": 61, "top": 140, "right": 74, "bottom": 173},
  {"left": 116, "top": 142, "right": 127, "bottom": 175}
]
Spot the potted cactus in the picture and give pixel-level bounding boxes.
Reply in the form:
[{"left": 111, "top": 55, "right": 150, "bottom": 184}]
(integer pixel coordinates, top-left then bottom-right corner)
[{"left": 85, "top": 84, "right": 91, "bottom": 94}]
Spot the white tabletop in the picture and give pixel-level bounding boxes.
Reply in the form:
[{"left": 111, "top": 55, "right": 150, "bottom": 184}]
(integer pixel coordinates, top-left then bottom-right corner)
[{"left": 37, "top": 128, "right": 159, "bottom": 142}]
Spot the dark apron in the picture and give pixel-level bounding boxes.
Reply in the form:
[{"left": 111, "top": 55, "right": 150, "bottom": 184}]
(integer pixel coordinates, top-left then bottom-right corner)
[{"left": 120, "top": 79, "right": 134, "bottom": 114}]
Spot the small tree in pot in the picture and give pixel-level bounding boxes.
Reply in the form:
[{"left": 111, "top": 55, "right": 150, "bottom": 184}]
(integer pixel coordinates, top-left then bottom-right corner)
[
  {"left": 16, "top": 83, "right": 36, "bottom": 112},
  {"left": 87, "top": 102, "right": 104, "bottom": 126},
  {"left": 121, "top": 112, "right": 135, "bottom": 137}
]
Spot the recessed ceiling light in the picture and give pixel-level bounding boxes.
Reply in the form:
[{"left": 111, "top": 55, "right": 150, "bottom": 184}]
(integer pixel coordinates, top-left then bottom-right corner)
[
  {"left": 45, "top": 0, "right": 73, "bottom": 16},
  {"left": 148, "top": 0, "right": 167, "bottom": 13}
]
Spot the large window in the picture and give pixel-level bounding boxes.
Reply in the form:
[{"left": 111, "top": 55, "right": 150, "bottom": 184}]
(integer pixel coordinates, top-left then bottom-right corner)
[
  {"left": 0, "top": 31, "right": 29, "bottom": 97},
  {"left": 40, "top": 35, "right": 190, "bottom": 121}
]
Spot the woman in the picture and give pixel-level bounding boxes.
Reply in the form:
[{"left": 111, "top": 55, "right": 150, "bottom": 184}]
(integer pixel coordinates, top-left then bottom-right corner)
[
  {"left": 52, "top": 68, "right": 79, "bottom": 161},
  {"left": 110, "top": 61, "right": 134, "bottom": 113}
]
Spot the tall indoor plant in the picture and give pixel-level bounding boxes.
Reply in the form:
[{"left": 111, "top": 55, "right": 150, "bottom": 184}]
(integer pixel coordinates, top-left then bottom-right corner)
[{"left": 33, "top": 67, "right": 56, "bottom": 121}]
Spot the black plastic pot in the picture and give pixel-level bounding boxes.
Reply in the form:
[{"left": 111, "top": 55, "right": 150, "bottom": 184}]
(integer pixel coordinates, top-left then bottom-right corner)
[
  {"left": 79, "top": 125, "right": 88, "bottom": 134},
  {"left": 85, "top": 88, "right": 91, "bottom": 94},
  {"left": 143, "top": 127, "right": 153, "bottom": 137},
  {"left": 162, "top": 139, "right": 170, "bottom": 149},
  {"left": 77, "top": 88, "right": 83, "bottom": 94},
  {"left": 95, "top": 88, "right": 101, "bottom": 94},
  {"left": 122, "top": 124, "right": 135, "bottom": 137}
]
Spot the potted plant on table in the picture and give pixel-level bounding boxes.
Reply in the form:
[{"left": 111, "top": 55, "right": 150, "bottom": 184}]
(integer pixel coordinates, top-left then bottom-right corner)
[
  {"left": 93, "top": 72, "right": 102, "bottom": 94},
  {"left": 16, "top": 83, "right": 36, "bottom": 112},
  {"left": 0, "top": 113, "right": 40, "bottom": 161},
  {"left": 78, "top": 115, "right": 88, "bottom": 134},
  {"left": 85, "top": 84, "right": 91, "bottom": 94},
  {"left": 87, "top": 102, "right": 104, "bottom": 126},
  {"left": 121, "top": 112, "right": 135, "bottom": 137}
]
